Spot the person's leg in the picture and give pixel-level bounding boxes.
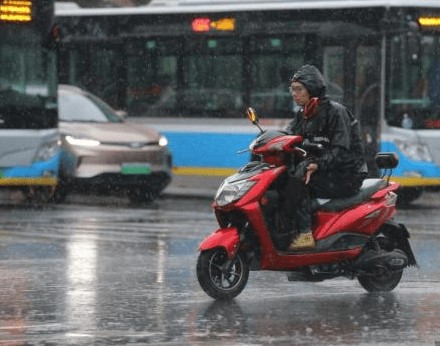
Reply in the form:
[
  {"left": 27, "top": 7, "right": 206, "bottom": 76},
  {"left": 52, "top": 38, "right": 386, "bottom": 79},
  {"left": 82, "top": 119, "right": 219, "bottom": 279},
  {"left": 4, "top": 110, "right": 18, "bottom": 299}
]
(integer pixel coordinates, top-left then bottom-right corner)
[
  {"left": 281, "top": 175, "right": 301, "bottom": 235},
  {"left": 287, "top": 161, "right": 315, "bottom": 251},
  {"left": 288, "top": 170, "right": 364, "bottom": 251},
  {"left": 288, "top": 194, "right": 315, "bottom": 251}
]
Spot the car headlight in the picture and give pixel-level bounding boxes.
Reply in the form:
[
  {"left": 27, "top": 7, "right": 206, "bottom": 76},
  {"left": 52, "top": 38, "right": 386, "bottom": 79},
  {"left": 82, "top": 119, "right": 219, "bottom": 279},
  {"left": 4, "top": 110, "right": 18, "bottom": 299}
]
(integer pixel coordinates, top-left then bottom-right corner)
[
  {"left": 34, "top": 139, "right": 59, "bottom": 162},
  {"left": 394, "top": 139, "right": 432, "bottom": 162},
  {"left": 65, "top": 135, "right": 100, "bottom": 147},
  {"left": 159, "top": 135, "right": 168, "bottom": 147},
  {"left": 215, "top": 179, "right": 256, "bottom": 206}
]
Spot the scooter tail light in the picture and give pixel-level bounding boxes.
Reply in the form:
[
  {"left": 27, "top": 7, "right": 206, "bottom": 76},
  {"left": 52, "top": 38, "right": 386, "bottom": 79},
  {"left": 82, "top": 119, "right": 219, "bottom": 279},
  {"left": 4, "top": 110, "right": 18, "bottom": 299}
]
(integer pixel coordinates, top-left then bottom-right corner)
[{"left": 385, "top": 191, "right": 398, "bottom": 206}]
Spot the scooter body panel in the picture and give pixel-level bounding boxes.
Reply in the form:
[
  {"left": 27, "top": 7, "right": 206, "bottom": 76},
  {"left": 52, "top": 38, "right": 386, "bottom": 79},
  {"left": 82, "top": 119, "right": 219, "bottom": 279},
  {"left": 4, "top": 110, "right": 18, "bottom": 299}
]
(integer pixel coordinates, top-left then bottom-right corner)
[
  {"left": 235, "top": 196, "right": 367, "bottom": 270},
  {"left": 314, "top": 201, "right": 394, "bottom": 240},
  {"left": 260, "top": 247, "right": 363, "bottom": 270},
  {"left": 314, "top": 183, "right": 399, "bottom": 240},
  {"left": 234, "top": 166, "right": 286, "bottom": 207},
  {"left": 198, "top": 227, "right": 240, "bottom": 257},
  {"left": 208, "top": 166, "right": 400, "bottom": 267}
]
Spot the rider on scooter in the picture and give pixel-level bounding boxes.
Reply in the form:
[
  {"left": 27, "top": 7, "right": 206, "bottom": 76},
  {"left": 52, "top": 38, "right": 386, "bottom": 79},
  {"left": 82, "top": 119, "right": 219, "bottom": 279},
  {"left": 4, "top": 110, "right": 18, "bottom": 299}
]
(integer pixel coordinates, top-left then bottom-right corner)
[{"left": 285, "top": 64, "right": 368, "bottom": 251}]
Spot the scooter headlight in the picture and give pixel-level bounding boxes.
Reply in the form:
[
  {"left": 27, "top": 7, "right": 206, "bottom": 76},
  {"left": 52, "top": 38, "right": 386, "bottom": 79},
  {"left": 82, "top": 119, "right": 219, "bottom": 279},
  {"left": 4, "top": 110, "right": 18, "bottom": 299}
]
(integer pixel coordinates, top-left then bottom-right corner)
[{"left": 215, "top": 179, "right": 256, "bottom": 206}]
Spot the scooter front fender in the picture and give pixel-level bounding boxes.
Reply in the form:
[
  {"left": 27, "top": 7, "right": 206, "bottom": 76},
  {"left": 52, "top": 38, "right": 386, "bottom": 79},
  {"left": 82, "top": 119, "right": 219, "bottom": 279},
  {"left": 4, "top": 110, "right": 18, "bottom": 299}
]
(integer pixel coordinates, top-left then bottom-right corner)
[{"left": 198, "top": 227, "right": 240, "bottom": 258}]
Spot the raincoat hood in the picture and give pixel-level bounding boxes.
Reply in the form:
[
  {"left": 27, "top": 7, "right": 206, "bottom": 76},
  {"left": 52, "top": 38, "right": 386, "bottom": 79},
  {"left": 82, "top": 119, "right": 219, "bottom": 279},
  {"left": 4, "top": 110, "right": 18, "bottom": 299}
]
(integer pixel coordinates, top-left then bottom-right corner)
[{"left": 291, "top": 64, "right": 327, "bottom": 98}]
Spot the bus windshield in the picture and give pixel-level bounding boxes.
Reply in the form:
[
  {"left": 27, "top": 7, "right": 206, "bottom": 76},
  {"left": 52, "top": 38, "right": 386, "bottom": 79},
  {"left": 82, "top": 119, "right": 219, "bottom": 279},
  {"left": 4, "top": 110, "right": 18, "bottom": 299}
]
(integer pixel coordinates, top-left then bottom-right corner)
[
  {"left": 0, "top": 29, "right": 57, "bottom": 129},
  {"left": 387, "top": 32, "right": 440, "bottom": 130}
]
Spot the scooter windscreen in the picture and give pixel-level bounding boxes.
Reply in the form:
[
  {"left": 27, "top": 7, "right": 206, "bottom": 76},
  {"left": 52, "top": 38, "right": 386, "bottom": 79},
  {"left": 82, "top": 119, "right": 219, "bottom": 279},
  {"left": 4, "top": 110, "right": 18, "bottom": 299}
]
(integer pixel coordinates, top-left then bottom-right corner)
[{"left": 249, "top": 130, "right": 287, "bottom": 150}]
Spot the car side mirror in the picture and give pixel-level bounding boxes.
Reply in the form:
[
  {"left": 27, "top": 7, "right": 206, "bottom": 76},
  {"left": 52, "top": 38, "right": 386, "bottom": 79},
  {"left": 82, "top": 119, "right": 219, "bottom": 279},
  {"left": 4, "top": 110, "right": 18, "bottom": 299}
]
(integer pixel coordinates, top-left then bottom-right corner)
[{"left": 115, "top": 110, "right": 128, "bottom": 120}]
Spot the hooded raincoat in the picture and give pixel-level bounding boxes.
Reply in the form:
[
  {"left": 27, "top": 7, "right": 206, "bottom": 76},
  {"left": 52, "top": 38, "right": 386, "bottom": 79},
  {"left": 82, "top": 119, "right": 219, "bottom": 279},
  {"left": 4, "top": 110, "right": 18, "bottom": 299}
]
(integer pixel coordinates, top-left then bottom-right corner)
[
  {"left": 286, "top": 64, "right": 367, "bottom": 194},
  {"left": 279, "top": 65, "right": 368, "bottom": 241}
]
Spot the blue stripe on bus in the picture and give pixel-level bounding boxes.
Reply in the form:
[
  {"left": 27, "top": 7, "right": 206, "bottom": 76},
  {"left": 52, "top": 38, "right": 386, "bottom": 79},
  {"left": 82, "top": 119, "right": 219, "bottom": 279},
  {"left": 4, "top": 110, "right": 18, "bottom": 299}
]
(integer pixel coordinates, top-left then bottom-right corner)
[
  {"left": 380, "top": 141, "right": 440, "bottom": 177},
  {"left": 163, "top": 131, "right": 440, "bottom": 186},
  {"left": 2, "top": 152, "right": 60, "bottom": 178},
  {"left": 163, "top": 131, "right": 255, "bottom": 168}
]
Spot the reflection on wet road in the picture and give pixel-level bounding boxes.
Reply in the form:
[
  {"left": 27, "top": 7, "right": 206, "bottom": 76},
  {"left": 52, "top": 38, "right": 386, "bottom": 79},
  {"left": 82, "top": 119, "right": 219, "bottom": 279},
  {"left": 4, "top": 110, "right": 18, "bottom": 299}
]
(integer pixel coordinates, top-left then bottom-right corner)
[{"left": 0, "top": 193, "right": 438, "bottom": 345}]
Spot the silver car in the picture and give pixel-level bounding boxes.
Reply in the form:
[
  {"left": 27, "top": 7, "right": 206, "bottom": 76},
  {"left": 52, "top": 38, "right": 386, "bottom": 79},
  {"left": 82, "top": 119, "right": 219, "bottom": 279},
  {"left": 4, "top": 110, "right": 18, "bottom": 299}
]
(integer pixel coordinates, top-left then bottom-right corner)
[{"left": 55, "top": 85, "right": 172, "bottom": 203}]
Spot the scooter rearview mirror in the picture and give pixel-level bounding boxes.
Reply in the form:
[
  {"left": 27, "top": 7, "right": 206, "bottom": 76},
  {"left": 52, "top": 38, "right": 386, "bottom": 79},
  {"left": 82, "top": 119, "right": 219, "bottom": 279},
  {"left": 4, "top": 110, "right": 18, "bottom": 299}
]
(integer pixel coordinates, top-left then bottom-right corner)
[
  {"left": 246, "top": 107, "right": 263, "bottom": 132},
  {"left": 247, "top": 107, "right": 258, "bottom": 123}
]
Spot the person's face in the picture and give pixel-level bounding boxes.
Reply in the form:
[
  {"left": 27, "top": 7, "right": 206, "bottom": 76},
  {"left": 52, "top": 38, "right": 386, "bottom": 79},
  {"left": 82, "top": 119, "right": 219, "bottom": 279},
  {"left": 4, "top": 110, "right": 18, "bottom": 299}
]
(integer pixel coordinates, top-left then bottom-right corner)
[{"left": 289, "top": 81, "right": 310, "bottom": 106}]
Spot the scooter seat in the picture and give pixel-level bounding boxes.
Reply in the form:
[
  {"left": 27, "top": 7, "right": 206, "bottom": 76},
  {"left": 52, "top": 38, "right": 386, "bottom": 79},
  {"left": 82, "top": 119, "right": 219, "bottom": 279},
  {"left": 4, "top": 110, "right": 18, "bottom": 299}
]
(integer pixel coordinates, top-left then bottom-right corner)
[{"left": 312, "top": 178, "right": 387, "bottom": 212}]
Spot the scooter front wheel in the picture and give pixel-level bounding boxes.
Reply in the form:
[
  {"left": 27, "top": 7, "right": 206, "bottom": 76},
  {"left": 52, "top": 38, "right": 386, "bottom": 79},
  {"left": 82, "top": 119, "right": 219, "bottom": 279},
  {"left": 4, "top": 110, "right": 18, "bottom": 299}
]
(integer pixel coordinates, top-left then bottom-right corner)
[{"left": 197, "top": 248, "right": 249, "bottom": 300}]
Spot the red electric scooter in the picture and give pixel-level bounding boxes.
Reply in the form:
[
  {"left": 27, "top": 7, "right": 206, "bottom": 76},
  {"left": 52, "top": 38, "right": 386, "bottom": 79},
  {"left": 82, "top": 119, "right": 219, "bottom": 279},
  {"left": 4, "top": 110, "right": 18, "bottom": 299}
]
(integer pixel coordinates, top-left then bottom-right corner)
[{"left": 196, "top": 107, "right": 417, "bottom": 300}]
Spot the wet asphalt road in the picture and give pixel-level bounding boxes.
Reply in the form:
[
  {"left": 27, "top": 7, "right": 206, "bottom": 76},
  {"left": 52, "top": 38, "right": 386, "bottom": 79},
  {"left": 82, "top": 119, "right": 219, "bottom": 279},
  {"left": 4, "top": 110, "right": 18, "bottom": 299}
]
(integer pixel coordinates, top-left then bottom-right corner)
[{"left": 0, "top": 192, "right": 439, "bottom": 345}]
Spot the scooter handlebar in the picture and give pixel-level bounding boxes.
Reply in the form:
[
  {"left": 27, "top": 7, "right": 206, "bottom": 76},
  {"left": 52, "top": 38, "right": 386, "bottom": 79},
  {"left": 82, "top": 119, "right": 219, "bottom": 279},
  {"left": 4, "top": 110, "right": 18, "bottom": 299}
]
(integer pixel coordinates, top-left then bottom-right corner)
[{"left": 300, "top": 142, "right": 324, "bottom": 156}]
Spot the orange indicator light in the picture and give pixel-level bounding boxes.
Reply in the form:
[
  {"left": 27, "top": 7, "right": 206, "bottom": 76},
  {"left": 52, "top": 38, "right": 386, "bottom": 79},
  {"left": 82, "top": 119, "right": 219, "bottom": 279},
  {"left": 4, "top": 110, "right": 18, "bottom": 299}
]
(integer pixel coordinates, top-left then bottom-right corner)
[
  {"left": 191, "top": 17, "right": 236, "bottom": 32},
  {"left": 211, "top": 18, "right": 235, "bottom": 31}
]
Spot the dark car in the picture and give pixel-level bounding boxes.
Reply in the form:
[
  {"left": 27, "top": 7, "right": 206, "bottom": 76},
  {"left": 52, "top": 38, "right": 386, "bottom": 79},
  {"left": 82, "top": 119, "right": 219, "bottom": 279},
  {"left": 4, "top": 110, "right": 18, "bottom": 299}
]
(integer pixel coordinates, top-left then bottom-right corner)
[{"left": 55, "top": 85, "right": 172, "bottom": 202}]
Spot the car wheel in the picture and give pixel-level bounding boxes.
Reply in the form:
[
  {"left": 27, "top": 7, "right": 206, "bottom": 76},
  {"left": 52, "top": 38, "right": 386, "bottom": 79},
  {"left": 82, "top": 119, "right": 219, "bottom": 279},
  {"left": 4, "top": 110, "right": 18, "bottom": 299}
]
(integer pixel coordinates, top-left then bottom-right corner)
[
  {"left": 126, "top": 188, "right": 158, "bottom": 203},
  {"left": 51, "top": 177, "right": 70, "bottom": 203}
]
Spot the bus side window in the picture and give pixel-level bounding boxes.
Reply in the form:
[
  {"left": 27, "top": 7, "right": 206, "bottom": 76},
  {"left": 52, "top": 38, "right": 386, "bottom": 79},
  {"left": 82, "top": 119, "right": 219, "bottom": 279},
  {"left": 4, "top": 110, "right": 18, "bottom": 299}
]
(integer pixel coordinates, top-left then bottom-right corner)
[{"left": 428, "top": 58, "right": 440, "bottom": 106}]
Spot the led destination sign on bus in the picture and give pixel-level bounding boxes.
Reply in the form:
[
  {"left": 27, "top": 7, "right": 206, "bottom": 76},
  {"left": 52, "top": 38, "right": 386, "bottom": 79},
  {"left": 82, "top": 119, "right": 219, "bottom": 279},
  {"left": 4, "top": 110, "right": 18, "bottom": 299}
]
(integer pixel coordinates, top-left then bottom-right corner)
[
  {"left": 0, "top": 0, "right": 32, "bottom": 22},
  {"left": 191, "top": 17, "right": 235, "bottom": 32},
  {"left": 418, "top": 16, "right": 440, "bottom": 28}
]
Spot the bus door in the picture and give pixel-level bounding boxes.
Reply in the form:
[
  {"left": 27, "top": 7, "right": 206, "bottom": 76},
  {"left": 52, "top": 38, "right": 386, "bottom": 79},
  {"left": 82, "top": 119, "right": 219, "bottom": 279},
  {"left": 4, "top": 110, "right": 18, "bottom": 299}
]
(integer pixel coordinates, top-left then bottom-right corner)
[
  {"left": 322, "top": 42, "right": 381, "bottom": 176},
  {"left": 125, "top": 38, "right": 179, "bottom": 117},
  {"left": 248, "top": 35, "right": 304, "bottom": 118},
  {"left": 59, "top": 42, "right": 123, "bottom": 108},
  {"left": 322, "top": 45, "right": 346, "bottom": 105},
  {"left": 181, "top": 36, "right": 243, "bottom": 118},
  {"left": 355, "top": 44, "right": 381, "bottom": 176}
]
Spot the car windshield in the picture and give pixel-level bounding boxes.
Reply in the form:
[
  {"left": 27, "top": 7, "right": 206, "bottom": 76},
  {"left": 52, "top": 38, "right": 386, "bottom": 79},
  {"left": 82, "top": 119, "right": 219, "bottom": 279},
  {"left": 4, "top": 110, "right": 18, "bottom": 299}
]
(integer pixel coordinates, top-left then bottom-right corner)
[{"left": 58, "top": 90, "right": 121, "bottom": 123}]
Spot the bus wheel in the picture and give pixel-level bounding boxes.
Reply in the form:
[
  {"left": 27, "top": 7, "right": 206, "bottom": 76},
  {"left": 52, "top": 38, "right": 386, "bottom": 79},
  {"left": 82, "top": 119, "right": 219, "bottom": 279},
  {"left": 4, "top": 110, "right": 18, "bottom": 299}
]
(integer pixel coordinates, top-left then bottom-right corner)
[
  {"left": 396, "top": 187, "right": 423, "bottom": 207},
  {"left": 25, "top": 186, "right": 55, "bottom": 204}
]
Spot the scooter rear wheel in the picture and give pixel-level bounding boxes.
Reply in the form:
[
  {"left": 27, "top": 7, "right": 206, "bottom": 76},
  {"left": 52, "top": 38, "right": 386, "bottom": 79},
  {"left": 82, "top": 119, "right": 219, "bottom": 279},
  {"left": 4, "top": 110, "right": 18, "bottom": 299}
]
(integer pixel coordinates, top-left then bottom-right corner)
[
  {"left": 357, "top": 270, "right": 403, "bottom": 292},
  {"left": 197, "top": 249, "right": 249, "bottom": 299}
]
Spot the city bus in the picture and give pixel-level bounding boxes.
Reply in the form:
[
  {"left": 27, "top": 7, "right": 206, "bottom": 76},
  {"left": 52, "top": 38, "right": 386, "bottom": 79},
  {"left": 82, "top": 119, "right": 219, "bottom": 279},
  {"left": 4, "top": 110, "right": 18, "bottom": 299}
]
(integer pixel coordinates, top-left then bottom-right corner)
[
  {"left": 55, "top": 0, "right": 440, "bottom": 204},
  {"left": 0, "top": 0, "right": 60, "bottom": 202}
]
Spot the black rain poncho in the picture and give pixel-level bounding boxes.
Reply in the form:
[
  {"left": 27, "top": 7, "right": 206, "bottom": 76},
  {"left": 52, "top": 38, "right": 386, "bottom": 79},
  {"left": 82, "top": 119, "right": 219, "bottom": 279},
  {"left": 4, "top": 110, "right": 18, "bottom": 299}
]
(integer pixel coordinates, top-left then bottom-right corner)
[{"left": 286, "top": 65, "right": 367, "bottom": 180}]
